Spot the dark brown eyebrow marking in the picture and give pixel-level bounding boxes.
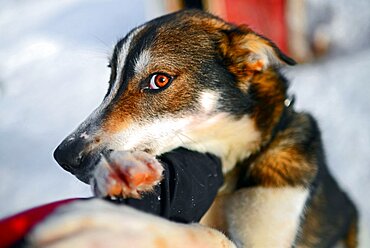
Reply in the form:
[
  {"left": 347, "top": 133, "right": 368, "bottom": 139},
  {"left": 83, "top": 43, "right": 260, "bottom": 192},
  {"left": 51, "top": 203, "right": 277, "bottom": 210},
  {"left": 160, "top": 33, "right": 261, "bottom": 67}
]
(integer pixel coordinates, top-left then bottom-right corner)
[{"left": 111, "top": 24, "right": 159, "bottom": 104}]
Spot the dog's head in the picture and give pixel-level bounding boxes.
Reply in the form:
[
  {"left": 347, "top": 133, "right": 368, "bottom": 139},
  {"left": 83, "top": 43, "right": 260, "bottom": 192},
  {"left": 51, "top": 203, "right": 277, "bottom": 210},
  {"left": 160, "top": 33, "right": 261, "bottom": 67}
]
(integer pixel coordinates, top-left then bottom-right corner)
[{"left": 54, "top": 10, "right": 295, "bottom": 183}]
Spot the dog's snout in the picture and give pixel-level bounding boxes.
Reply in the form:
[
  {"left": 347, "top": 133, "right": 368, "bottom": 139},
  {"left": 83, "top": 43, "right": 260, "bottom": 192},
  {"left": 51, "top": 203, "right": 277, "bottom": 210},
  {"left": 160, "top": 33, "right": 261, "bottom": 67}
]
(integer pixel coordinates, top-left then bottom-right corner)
[{"left": 54, "top": 136, "right": 86, "bottom": 172}]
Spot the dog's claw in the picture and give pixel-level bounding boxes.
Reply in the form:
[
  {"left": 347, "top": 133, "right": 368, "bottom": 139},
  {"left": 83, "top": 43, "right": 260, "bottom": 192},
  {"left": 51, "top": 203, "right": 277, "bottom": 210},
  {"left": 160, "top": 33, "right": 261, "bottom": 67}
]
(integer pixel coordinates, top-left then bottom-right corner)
[{"left": 92, "top": 151, "right": 164, "bottom": 199}]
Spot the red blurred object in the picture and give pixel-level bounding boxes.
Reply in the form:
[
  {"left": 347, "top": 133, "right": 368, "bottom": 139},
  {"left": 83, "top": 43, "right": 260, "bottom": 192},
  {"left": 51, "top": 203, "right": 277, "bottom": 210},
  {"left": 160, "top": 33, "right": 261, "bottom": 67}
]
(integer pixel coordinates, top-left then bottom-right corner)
[
  {"left": 206, "top": 0, "right": 289, "bottom": 54},
  {"left": 224, "top": 0, "right": 288, "bottom": 53},
  {"left": 0, "top": 198, "right": 79, "bottom": 247}
]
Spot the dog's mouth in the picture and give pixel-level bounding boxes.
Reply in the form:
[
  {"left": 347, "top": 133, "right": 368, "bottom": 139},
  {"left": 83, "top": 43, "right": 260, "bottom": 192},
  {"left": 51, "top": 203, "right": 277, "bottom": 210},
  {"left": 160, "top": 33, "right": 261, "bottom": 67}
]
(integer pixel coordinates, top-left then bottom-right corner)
[{"left": 69, "top": 152, "right": 103, "bottom": 184}]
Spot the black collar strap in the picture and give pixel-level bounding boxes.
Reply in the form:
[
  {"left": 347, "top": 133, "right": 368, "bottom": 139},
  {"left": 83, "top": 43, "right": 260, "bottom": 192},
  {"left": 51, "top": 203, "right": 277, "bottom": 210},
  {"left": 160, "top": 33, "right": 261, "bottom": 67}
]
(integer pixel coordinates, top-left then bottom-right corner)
[{"left": 270, "top": 94, "right": 295, "bottom": 142}]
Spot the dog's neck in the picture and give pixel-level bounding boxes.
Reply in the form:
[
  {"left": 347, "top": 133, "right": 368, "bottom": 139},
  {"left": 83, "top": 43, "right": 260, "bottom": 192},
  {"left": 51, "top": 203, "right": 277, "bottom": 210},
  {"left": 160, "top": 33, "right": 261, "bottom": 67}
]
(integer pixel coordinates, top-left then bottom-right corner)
[{"left": 183, "top": 114, "right": 262, "bottom": 173}]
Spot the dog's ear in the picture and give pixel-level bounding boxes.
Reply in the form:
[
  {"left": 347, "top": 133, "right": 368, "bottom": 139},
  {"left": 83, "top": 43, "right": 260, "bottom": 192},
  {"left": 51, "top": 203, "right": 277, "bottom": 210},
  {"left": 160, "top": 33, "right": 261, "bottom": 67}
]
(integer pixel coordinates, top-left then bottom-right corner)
[{"left": 219, "top": 25, "right": 296, "bottom": 73}]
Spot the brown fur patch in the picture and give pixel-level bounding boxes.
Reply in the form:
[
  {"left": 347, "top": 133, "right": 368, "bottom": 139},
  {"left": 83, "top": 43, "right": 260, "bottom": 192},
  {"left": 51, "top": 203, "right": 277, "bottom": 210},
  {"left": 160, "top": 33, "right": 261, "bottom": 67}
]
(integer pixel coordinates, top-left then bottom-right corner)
[
  {"left": 101, "top": 94, "right": 136, "bottom": 134},
  {"left": 236, "top": 113, "right": 319, "bottom": 188},
  {"left": 247, "top": 145, "right": 316, "bottom": 187}
]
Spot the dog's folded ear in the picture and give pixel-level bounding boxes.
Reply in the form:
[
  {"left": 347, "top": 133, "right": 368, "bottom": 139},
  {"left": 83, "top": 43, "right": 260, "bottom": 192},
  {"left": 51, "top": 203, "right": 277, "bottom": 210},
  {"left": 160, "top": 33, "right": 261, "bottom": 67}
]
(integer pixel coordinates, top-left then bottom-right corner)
[{"left": 219, "top": 25, "right": 296, "bottom": 74}]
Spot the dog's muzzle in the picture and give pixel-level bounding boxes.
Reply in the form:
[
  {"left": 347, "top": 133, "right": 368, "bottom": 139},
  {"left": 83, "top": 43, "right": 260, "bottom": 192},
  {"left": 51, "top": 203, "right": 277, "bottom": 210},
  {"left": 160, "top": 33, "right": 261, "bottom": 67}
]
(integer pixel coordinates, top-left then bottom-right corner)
[{"left": 54, "top": 133, "right": 102, "bottom": 184}]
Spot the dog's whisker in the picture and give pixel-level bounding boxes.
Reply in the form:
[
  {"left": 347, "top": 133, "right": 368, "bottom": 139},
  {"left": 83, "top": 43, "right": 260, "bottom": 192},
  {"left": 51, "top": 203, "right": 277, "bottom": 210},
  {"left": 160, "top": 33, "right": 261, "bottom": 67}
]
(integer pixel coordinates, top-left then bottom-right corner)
[
  {"left": 174, "top": 131, "right": 194, "bottom": 145},
  {"left": 174, "top": 133, "right": 186, "bottom": 146},
  {"left": 175, "top": 131, "right": 206, "bottom": 150}
]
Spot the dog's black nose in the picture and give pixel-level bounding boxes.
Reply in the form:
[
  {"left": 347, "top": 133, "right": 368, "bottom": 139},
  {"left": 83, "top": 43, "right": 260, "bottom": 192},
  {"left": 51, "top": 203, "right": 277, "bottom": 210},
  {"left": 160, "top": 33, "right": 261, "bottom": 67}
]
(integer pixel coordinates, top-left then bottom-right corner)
[{"left": 54, "top": 137, "right": 86, "bottom": 172}]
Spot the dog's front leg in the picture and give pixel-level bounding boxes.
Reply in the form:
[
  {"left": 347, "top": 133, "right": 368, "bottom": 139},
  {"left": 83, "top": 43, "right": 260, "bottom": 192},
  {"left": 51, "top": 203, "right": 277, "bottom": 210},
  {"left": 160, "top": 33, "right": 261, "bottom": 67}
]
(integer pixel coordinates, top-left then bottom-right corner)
[
  {"left": 29, "top": 199, "right": 236, "bottom": 248},
  {"left": 225, "top": 187, "right": 309, "bottom": 247},
  {"left": 92, "top": 151, "right": 164, "bottom": 199}
]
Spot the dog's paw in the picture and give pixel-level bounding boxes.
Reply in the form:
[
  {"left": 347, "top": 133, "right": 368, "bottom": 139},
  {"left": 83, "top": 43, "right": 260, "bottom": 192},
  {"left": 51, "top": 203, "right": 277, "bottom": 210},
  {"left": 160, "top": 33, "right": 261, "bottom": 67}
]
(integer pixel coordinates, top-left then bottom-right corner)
[{"left": 91, "top": 151, "right": 164, "bottom": 199}]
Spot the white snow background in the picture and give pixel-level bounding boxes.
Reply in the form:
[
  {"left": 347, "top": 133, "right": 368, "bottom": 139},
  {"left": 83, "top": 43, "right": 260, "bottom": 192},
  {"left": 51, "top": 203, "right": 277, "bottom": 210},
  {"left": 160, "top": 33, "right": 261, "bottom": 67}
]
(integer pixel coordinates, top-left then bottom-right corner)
[{"left": 0, "top": 0, "right": 369, "bottom": 246}]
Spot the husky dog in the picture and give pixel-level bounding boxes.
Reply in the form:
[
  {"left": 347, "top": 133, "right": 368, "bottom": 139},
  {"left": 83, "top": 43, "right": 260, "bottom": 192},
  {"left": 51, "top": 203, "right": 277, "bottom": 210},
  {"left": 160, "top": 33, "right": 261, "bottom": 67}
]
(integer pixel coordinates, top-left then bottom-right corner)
[{"left": 34, "top": 10, "right": 357, "bottom": 247}]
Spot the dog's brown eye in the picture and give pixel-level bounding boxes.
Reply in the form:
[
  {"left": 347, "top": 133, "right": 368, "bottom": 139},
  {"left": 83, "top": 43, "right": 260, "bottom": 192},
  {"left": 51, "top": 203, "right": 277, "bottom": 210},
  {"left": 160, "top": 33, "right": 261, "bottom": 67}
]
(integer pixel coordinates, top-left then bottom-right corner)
[{"left": 149, "top": 73, "right": 172, "bottom": 90}]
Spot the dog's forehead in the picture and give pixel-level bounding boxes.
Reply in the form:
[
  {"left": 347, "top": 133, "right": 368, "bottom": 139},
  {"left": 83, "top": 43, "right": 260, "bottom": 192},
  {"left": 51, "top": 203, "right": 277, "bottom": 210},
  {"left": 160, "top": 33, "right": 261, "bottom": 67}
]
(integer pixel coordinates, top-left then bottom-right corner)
[{"left": 111, "top": 11, "right": 227, "bottom": 70}]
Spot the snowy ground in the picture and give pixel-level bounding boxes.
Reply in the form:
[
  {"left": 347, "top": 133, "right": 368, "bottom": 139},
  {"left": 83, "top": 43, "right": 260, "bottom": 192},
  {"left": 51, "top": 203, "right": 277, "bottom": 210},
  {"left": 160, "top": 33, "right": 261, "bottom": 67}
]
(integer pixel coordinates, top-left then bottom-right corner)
[{"left": 0, "top": 0, "right": 369, "bottom": 246}]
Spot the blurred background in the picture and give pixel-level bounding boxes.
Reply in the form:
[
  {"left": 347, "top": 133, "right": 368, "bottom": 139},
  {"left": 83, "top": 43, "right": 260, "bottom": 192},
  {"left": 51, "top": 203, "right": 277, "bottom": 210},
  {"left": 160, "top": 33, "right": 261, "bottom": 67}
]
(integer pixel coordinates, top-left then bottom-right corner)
[{"left": 0, "top": 0, "right": 369, "bottom": 246}]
